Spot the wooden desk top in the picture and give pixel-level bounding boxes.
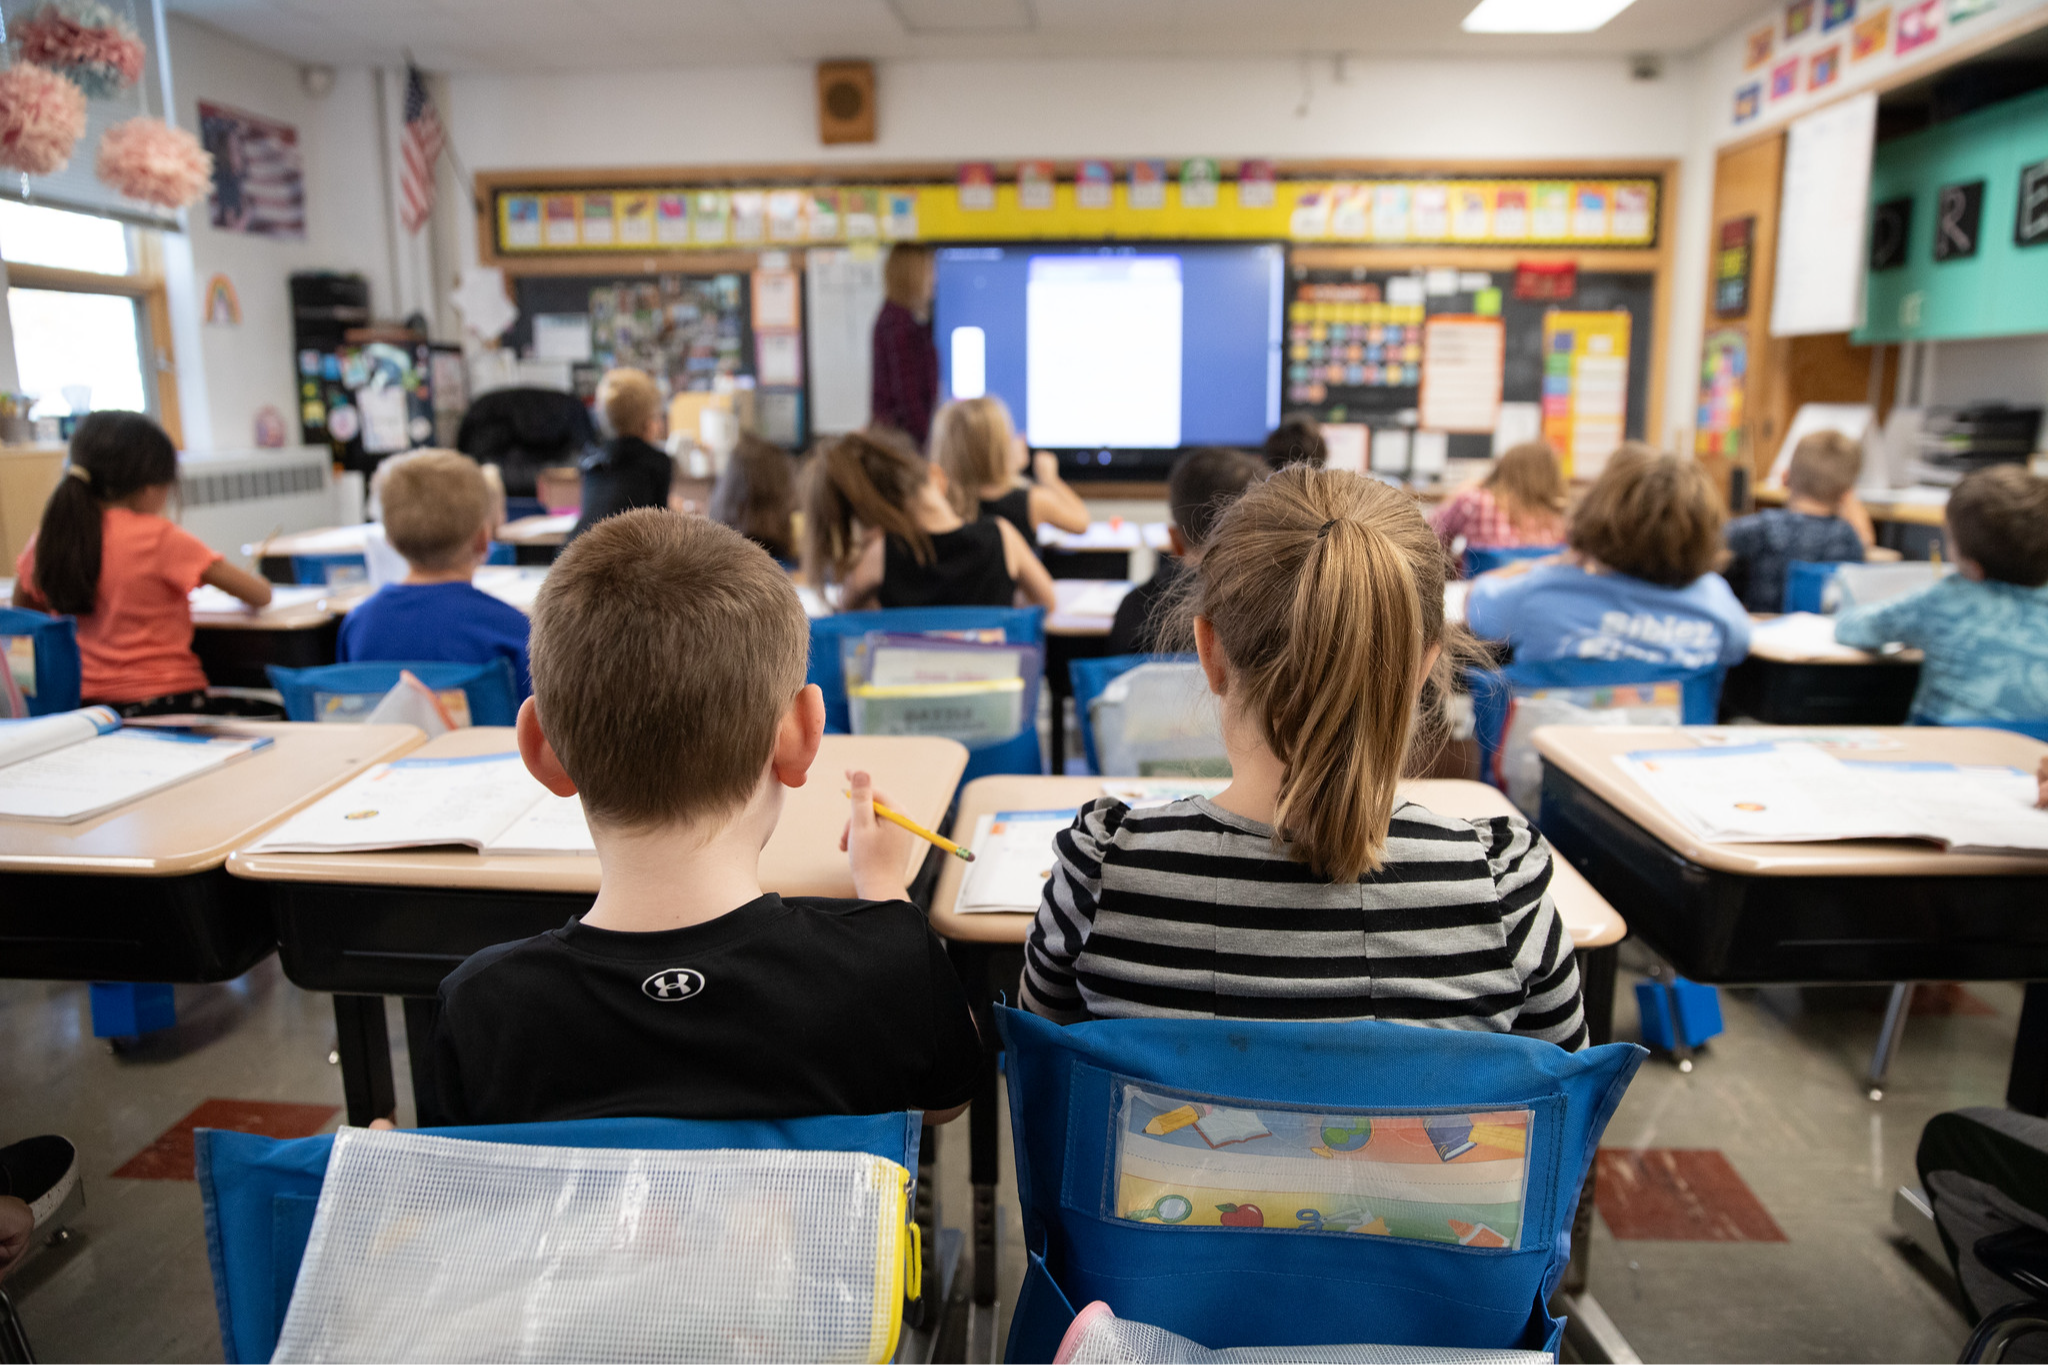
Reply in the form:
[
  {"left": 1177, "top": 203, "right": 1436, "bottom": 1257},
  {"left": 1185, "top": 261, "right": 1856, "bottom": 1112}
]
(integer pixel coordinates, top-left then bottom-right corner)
[
  {"left": 1532, "top": 724, "right": 2048, "bottom": 878},
  {"left": 1743, "top": 614, "right": 1923, "bottom": 666},
  {"left": 929, "top": 775, "right": 1627, "bottom": 950},
  {"left": 1754, "top": 486, "right": 1949, "bottom": 528},
  {"left": 498, "top": 513, "right": 576, "bottom": 547},
  {"left": 0, "top": 723, "right": 422, "bottom": 878},
  {"left": 227, "top": 728, "right": 969, "bottom": 899},
  {"left": 1047, "top": 579, "right": 1134, "bottom": 638},
  {"left": 189, "top": 583, "right": 365, "bottom": 631},
  {"left": 245, "top": 524, "right": 376, "bottom": 559}
]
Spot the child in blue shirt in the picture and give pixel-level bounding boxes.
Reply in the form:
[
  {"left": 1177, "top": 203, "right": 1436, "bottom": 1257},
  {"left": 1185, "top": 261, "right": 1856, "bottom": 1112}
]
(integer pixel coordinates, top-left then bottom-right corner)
[
  {"left": 1835, "top": 465, "right": 2048, "bottom": 723},
  {"left": 339, "top": 450, "right": 532, "bottom": 698},
  {"left": 1467, "top": 445, "right": 1750, "bottom": 669},
  {"left": 1722, "top": 430, "right": 1869, "bottom": 613}
]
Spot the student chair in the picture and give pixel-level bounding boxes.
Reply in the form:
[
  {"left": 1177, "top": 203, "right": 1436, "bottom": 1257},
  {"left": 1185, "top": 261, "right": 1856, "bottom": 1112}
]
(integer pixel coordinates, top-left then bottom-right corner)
[
  {"left": 1462, "top": 545, "right": 1565, "bottom": 579},
  {"left": 996, "top": 1005, "right": 1643, "bottom": 1362},
  {"left": 266, "top": 659, "right": 520, "bottom": 728},
  {"left": 196, "top": 1112, "right": 922, "bottom": 1365},
  {"left": 1780, "top": 560, "right": 1857, "bottom": 615},
  {"left": 1067, "top": 654, "right": 1200, "bottom": 777},
  {"left": 808, "top": 606, "right": 1046, "bottom": 782},
  {"left": 287, "top": 553, "right": 370, "bottom": 587},
  {"left": 0, "top": 607, "right": 82, "bottom": 716},
  {"left": 1469, "top": 658, "right": 1728, "bottom": 806}
]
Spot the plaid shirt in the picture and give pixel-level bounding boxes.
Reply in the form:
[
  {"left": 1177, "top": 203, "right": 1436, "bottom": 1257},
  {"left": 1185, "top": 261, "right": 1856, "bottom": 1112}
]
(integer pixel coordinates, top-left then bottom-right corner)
[
  {"left": 1430, "top": 486, "right": 1544, "bottom": 551},
  {"left": 870, "top": 300, "right": 938, "bottom": 446}
]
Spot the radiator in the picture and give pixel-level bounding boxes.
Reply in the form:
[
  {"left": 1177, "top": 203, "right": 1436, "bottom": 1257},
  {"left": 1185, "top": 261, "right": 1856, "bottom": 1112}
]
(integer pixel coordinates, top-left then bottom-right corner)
[{"left": 177, "top": 446, "right": 344, "bottom": 568}]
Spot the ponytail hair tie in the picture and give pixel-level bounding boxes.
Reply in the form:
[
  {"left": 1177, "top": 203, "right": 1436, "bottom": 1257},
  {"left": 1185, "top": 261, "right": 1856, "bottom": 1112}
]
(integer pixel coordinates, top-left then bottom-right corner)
[
  {"left": 65, "top": 464, "right": 91, "bottom": 484},
  {"left": 1317, "top": 518, "right": 1340, "bottom": 538}
]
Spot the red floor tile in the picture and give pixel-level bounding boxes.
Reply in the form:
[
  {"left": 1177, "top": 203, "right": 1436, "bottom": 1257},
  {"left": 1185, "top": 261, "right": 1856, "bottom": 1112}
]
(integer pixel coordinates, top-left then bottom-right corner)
[
  {"left": 113, "top": 1098, "right": 339, "bottom": 1180},
  {"left": 1594, "top": 1148, "right": 1788, "bottom": 1242}
]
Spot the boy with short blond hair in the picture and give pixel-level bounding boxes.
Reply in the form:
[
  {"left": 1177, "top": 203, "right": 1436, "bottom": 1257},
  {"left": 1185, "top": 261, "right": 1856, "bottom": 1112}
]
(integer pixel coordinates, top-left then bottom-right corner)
[
  {"left": 1837, "top": 464, "right": 2048, "bottom": 723},
  {"left": 1722, "top": 430, "right": 1869, "bottom": 612},
  {"left": 338, "top": 448, "right": 532, "bottom": 698},
  {"left": 426, "top": 509, "right": 982, "bottom": 1126},
  {"left": 568, "top": 366, "right": 673, "bottom": 543}
]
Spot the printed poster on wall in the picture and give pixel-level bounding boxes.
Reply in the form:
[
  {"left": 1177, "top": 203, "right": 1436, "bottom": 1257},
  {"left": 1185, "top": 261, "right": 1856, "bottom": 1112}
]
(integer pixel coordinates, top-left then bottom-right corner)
[
  {"left": 958, "top": 162, "right": 996, "bottom": 212},
  {"left": 1180, "top": 158, "right": 1220, "bottom": 209},
  {"left": 199, "top": 102, "right": 306, "bottom": 239},
  {"left": 1541, "top": 310, "right": 1631, "bottom": 480},
  {"left": 1237, "top": 160, "right": 1276, "bottom": 209},
  {"left": 1018, "top": 161, "right": 1056, "bottom": 210},
  {"left": 618, "top": 193, "right": 654, "bottom": 245},
  {"left": 1130, "top": 160, "right": 1168, "bottom": 210},
  {"left": 544, "top": 195, "right": 578, "bottom": 246},
  {"left": 1852, "top": 6, "right": 1892, "bottom": 57},
  {"left": 1076, "top": 161, "right": 1114, "bottom": 209},
  {"left": 1696, "top": 328, "right": 1747, "bottom": 460},
  {"left": 1418, "top": 316, "right": 1505, "bottom": 434},
  {"left": 581, "top": 192, "right": 615, "bottom": 246},
  {"left": 656, "top": 193, "right": 689, "bottom": 244}
]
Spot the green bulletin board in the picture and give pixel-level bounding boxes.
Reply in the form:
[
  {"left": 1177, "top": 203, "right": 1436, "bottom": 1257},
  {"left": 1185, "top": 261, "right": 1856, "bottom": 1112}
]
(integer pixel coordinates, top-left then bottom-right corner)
[{"left": 1858, "top": 84, "right": 2048, "bottom": 344}]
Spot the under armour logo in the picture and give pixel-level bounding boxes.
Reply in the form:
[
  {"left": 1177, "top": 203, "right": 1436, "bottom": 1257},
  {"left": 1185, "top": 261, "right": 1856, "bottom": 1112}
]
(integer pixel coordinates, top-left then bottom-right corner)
[{"left": 641, "top": 968, "right": 706, "bottom": 1002}]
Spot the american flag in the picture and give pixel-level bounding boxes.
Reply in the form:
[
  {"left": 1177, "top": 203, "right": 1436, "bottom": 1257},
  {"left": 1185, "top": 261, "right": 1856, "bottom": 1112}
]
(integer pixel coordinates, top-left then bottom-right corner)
[{"left": 399, "top": 66, "right": 444, "bottom": 234}]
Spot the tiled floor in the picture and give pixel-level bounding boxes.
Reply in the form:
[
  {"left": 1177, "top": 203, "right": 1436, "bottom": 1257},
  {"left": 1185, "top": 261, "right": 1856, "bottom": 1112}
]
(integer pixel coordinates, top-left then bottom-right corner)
[{"left": 0, "top": 952, "right": 2013, "bottom": 1362}]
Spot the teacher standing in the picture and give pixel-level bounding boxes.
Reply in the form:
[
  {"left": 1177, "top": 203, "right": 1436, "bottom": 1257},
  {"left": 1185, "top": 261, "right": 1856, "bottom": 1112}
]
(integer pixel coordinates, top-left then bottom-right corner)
[{"left": 870, "top": 244, "right": 939, "bottom": 448}]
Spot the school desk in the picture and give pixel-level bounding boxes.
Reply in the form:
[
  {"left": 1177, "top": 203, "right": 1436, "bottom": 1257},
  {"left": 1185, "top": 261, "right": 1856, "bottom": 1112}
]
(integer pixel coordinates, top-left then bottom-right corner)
[
  {"left": 1531, "top": 724, "right": 2048, "bottom": 1110},
  {"left": 926, "top": 773, "right": 1629, "bottom": 1308},
  {"left": 246, "top": 523, "right": 377, "bottom": 584},
  {"left": 0, "top": 723, "right": 421, "bottom": 984},
  {"left": 1037, "top": 520, "right": 1168, "bottom": 581},
  {"left": 1044, "top": 579, "right": 1133, "bottom": 773},
  {"left": 1721, "top": 620, "right": 1922, "bottom": 726},
  {"left": 1753, "top": 485, "right": 1949, "bottom": 557},
  {"left": 190, "top": 585, "right": 365, "bottom": 688},
  {"left": 496, "top": 512, "right": 576, "bottom": 564},
  {"left": 226, "top": 727, "right": 970, "bottom": 1126}
]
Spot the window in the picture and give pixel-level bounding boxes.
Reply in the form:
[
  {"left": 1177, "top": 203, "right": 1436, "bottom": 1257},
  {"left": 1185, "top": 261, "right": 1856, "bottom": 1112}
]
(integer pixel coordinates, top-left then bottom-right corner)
[{"left": 0, "top": 201, "right": 177, "bottom": 441}]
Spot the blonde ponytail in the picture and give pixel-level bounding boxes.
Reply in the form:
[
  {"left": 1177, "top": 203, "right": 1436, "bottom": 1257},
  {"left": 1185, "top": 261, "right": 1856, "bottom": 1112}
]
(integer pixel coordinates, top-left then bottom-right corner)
[
  {"left": 930, "top": 396, "right": 1017, "bottom": 521},
  {"left": 1190, "top": 467, "right": 1465, "bottom": 881}
]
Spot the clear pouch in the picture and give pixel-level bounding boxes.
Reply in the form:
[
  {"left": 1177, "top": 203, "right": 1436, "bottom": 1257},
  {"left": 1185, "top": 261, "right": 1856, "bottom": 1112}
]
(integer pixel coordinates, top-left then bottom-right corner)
[
  {"left": 273, "top": 1128, "right": 912, "bottom": 1363},
  {"left": 1107, "top": 1079, "right": 1533, "bottom": 1251}
]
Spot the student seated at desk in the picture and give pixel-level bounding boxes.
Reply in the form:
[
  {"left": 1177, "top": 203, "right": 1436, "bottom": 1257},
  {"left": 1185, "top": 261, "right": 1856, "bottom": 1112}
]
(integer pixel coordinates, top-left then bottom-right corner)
[
  {"left": 1430, "top": 440, "right": 1569, "bottom": 563},
  {"left": 1024, "top": 467, "right": 1585, "bottom": 1047},
  {"left": 708, "top": 433, "right": 798, "bottom": 565},
  {"left": 931, "top": 395, "right": 1089, "bottom": 550},
  {"left": 337, "top": 450, "right": 532, "bottom": 699},
  {"left": 1466, "top": 445, "right": 1750, "bottom": 669},
  {"left": 1722, "top": 430, "right": 1867, "bottom": 613},
  {"left": 12, "top": 413, "right": 272, "bottom": 715},
  {"left": 1261, "top": 414, "right": 1328, "bottom": 469},
  {"left": 426, "top": 512, "right": 982, "bottom": 1125},
  {"left": 1835, "top": 465, "right": 2048, "bottom": 724},
  {"left": 802, "top": 429, "right": 1057, "bottom": 612},
  {"left": 568, "top": 367, "right": 672, "bottom": 543},
  {"left": 1107, "top": 445, "right": 1266, "bottom": 655}
]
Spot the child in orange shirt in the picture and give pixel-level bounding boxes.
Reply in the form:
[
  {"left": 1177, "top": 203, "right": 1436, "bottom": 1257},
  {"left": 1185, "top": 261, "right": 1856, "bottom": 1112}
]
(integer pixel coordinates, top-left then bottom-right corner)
[{"left": 12, "top": 412, "right": 271, "bottom": 714}]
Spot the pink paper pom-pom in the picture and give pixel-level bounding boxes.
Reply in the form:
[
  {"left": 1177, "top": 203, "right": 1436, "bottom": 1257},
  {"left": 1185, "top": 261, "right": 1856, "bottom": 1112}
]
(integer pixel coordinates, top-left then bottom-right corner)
[
  {"left": 96, "top": 116, "right": 212, "bottom": 208},
  {"left": 0, "top": 62, "right": 87, "bottom": 176},
  {"left": 15, "top": 3, "right": 147, "bottom": 97}
]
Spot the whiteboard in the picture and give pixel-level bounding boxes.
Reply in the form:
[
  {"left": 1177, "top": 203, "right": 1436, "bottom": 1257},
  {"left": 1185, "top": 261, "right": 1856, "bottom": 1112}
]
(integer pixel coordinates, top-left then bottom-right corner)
[
  {"left": 1771, "top": 92, "right": 1878, "bottom": 338},
  {"left": 805, "top": 248, "right": 886, "bottom": 435}
]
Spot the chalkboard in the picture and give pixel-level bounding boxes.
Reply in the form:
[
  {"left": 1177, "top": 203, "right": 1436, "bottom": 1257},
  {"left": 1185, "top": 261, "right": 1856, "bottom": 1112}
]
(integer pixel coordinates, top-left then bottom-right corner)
[
  {"left": 509, "top": 271, "right": 756, "bottom": 395},
  {"left": 1285, "top": 266, "right": 1654, "bottom": 461}
]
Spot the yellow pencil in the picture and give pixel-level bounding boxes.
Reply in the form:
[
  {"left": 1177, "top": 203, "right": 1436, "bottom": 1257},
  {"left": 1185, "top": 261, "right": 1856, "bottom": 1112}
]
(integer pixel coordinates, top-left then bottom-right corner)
[{"left": 844, "top": 790, "right": 976, "bottom": 862}]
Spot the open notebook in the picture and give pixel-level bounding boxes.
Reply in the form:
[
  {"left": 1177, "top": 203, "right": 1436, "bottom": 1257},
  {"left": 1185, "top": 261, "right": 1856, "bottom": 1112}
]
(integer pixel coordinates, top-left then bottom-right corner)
[
  {"left": 0, "top": 707, "right": 274, "bottom": 822},
  {"left": 1616, "top": 742, "right": 2048, "bottom": 856},
  {"left": 246, "top": 751, "right": 594, "bottom": 855}
]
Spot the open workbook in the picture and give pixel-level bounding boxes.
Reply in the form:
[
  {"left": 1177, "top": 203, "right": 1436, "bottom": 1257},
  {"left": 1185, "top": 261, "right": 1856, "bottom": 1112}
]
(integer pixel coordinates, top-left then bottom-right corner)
[
  {"left": 246, "top": 750, "right": 594, "bottom": 855},
  {"left": 0, "top": 707, "right": 274, "bottom": 823},
  {"left": 1616, "top": 742, "right": 2048, "bottom": 856},
  {"left": 953, "top": 780, "right": 1232, "bottom": 913}
]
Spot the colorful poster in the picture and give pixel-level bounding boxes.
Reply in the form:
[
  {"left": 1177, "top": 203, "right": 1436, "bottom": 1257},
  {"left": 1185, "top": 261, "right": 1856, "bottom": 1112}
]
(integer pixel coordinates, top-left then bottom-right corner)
[
  {"left": 1809, "top": 44, "right": 1842, "bottom": 88},
  {"left": 730, "top": 190, "right": 765, "bottom": 243},
  {"left": 1289, "top": 188, "right": 1332, "bottom": 238},
  {"left": 504, "top": 195, "right": 541, "bottom": 249},
  {"left": 1571, "top": 185, "right": 1610, "bottom": 239},
  {"left": 580, "top": 192, "right": 615, "bottom": 246},
  {"left": 1452, "top": 185, "right": 1491, "bottom": 240},
  {"left": 1897, "top": 0, "right": 1941, "bottom": 52},
  {"left": 1180, "top": 158, "right": 1220, "bottom": 209},
  {"left": 1696, "top": 328, "right": 1747, "bottom": 460},
  {"left": 543, "top": 195, "right": 578, "bottom": 246},
  {"left": 1532, "top": 183, "right": 1570, "bottom": 239},
  {"left": 1612, "top": 185, "right": 1651, "bottom": 239},
  {"left": 691, "top": 191, "right": 729, "bottom": 245},
  {"left": 1492, "top": 186, "right": 1529, "bottom": 239},
  {"left": 656, "top": 193, "right": 690, "bottom": 244},
  {"left": 1735, "top": 83, "right": 1764, "bottom": 123},
  {"left": 1237, "top": 160, "right": 1276, "bottom": 209},
  {"left": 1948, "top": 0, "right": 1996, "bottom": 21},
  {"left": 198, "top": 101, "right": 305, "bottom": 239},
  {"left": 883, "top": 191, "right": 918, "bottom": 239},
  {"left": 1018, "top": 160, "right": 1056, "bottom": 210},
  {"left": 1786, "top": 0, "right": 1816, "bottom": 37},
  {"left": 1330, "top": 185, "right": 1369, "bottom": 238},
  {"left": 1746, "top": 25, "right": 1776, "bottom": 66},
  {"left": 1130, "top": 159, "right": 1168, "bottom": 210},
  {"left": 618, "top": 193, "right": 653, "bottom": 245},
  {"left": 1822, "top": 0, "right": 1856, "bottom": 31},
  {"left": 1412, "top": 183, "right": 1450, "bottom": 239},
  {"left": 841, "top": 187, "right": 879, "bottom": 239},
  {"left": 1076, "top": 160, "right": 1114, "bottom": 209},
  {"left": 808, "top": 188, "right": 840, "bottom": 239},
  {"left": 1715, "top": 216, "right": 1755, "bottom": 317},
  {"left": 1770, "top": 56, "right": 1802, "bottom": 98},
  {"left": 1852, "top": 7, "right": 1891, "bottom": 56},
  {"left": 765, "top": 190, "right": 804, "bottom": 241},
  {"left": 1418, "top": 315, "right": 1505, "bottom": 434},
  {"left": 1373, "top": 183, "right": 1411, "bottom": 240},
  {"left": 1541, "top": 310, "right": 1631, "bottom": 480},
  {"left": 958, "top": 162, "right": 996, "bottom": 211}
]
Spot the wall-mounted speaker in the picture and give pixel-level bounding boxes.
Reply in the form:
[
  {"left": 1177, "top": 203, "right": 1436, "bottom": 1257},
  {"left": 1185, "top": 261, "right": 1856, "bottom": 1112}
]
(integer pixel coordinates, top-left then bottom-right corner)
[{"left": 817, "top": 61, "right": 876, "bottom": 145}]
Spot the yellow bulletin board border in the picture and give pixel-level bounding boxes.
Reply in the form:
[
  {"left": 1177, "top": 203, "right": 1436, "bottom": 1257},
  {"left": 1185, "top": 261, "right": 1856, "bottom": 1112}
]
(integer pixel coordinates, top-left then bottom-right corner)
[{"left": 485, "top": 173, "right": 1662, "bottom": 260}]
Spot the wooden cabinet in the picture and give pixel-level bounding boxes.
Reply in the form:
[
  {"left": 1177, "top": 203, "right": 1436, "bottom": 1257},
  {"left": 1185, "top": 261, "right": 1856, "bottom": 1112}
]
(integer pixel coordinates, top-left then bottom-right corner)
[{"left": 0, "top": 444, "right": 64, "bottom": 569}]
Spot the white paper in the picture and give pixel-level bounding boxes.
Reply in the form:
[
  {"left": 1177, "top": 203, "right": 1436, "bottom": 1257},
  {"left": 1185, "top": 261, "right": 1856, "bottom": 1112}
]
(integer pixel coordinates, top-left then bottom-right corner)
[
  {"left": 358, "top": 384, "right": 410, "bottom": 456},
  {"left": 531, "top": 314, "right": 593, "bottom": 363},
  {"left": 956, "top": 809, "right": 1077, "bottom": 912},
  {"left": 248, "top": 752, "right": 591, "bottom": 855},
  {"left": 1385, "top": 276, "right": 1426, "bottom": 307},
  {"left": 1747, "top": 612, "right": 1883, "bottom": 661},
  {"left": 190, "top": 584, "right": 333, "bottom": 617},
  {"left": 1772, "top": 92, "right": 1878, "bottom": 337},
  {"left": 0, "top": 706, "right": 118, "bottom": 769},
  {"left": 1767, "top": 403, "right": 1874, "bottom": 490},
  {"left": 1410, "top": 430, "right": 1449, "bottom": 478},
  {"left": 470, "top": 566, "right": 549, "bottom": 615},
  {"left": 1444, "top": 579, "right": 1470, "bottom": 624},
  {"left": 753, "top": 272, "right": 800, "bottom": 330},
  {"left": 1321, "top": 423, "right": 1368, "bottom": 474},
  {"left": 1370, "top": 428, "right": 1411, "bottom": 475},
  {"left": 0, "top": 729, "right": 269, "bottom": 822},
  {"left": 261, "top": 523, "right": 376, "bottom": 555},
  {"left": 1419, "top": 317, "right": 1504, "bottom": 434},
  {"left": 1099, "top": 778, "right": 1228, "bottom": 809},
  {"left": 1039, "top": 522, "right": 1142, "bottom": 551},
  {"left": 486, "top": 792, "right": 595, "bottom": 855},
  {"left": 1424, "top": 268, "right": 1459, "bottom": 297},
  {"left": 756, "top": 332, "right": 802, "bottom": 387},
  {"left": 868, "top": 643, "right": 1033, "bottom": 686},
  {"left": 804, "top": 249, "right": 886, "bottom": 436},
  {"left": 1058, "top": 581, "right": 1134, "bottom": 619},
  {"left": 1492, "top": 402, "right": 1542, "bottom": 455}
]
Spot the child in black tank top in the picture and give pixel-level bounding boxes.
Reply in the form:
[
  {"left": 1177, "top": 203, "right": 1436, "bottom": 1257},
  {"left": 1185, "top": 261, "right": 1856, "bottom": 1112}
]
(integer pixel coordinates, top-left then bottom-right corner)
[{"left": 929, "top": 396, "right": 1089, "bottom": 557}]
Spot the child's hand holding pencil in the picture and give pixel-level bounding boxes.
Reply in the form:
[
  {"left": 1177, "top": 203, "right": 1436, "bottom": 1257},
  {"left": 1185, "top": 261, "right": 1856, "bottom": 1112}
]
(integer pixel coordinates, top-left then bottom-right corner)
[{"left": 842, "top": 769, "right": 947, "bottom": 904}]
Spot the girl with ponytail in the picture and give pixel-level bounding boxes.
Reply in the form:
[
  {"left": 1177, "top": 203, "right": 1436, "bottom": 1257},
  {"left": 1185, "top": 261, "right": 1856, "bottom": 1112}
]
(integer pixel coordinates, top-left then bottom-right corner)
[
  {"left": 1022, "top": 465, "right": 1587, "bottom": 1048},
  {"left": 12, "top": 412, "right": 271, "bottom": 713},
  {"left": 800, "top": 428, "right": 1056, "bottom": 612}
]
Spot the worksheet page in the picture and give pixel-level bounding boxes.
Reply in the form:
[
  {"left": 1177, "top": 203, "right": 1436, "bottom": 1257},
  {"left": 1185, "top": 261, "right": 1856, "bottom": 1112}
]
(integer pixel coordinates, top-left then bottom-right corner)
[{"left": 1026, "top": 256, "right": 1181, "bottom": 448}]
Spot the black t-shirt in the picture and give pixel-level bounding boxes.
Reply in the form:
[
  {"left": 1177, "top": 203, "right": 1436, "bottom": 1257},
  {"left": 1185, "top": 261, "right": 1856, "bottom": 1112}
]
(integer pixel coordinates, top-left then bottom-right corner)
[
  {"left": 877, "top": 521, "right": 1015, "bottom": 608},
  {"left": 1106, "top": 557, "right": 1185, "bottom": 656},
  {"left": 427, "top": 894, "right": 983, "bottom": 1126},
  {"left": 569, "top": 436, "right": 673, "bottom": 542}
]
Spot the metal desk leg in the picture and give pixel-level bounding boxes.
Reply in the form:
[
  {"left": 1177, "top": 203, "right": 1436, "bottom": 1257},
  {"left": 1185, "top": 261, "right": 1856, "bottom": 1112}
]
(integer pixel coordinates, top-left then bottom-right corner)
[
  {"left": 403, "top": 996, "right": 443, "bottom": 1125},
  {"left": 2009, "top": 983, "right": 2048, "bottom": 1116},
  {"left": 948, "top": 939, "right": 1001, "bottom": 1307},
  {"left": 1564, "top": 943, "right": 1618, "bottom": 1297},
  {"left": 332, "top": 994, "right": 396, "bottom": 1127},
  {"left": 1867, "top": 983, "right": 1914, "bottom": 1101}
]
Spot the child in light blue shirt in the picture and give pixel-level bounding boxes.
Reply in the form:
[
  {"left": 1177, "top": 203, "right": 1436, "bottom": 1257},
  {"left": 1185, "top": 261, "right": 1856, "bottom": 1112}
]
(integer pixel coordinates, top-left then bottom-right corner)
[
  {"left": 1835, "top": 466, "right": 2048, "bottom": 723},
  {"left": 1467, "top": 446, "right": 1751, "bottom": 669}
]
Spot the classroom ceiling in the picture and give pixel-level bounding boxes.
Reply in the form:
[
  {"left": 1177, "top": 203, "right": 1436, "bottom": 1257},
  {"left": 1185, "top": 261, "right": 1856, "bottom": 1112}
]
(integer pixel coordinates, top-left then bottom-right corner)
[{"left": 163, "top": 0, "right": 1762, "bottom": 71}]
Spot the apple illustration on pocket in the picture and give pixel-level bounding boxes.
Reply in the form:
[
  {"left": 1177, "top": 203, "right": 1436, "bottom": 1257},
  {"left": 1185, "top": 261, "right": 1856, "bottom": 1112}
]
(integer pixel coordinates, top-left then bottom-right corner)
[{"left": 1216, "top": 1202, "right": 1264, "bottom": 1228}]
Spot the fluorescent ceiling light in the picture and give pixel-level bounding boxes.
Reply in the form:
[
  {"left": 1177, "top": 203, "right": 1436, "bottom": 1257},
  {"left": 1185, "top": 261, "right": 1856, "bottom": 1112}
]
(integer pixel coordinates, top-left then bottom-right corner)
[{"left": 1461, "top": 0, "right": 1640, "bottom": 32}]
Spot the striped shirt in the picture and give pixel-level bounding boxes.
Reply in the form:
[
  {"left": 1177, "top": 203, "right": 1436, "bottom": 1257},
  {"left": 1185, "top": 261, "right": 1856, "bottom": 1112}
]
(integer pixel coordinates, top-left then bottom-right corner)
[{"left": 1021, "top": 796, "right": 1587, "bottom": 1049}]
